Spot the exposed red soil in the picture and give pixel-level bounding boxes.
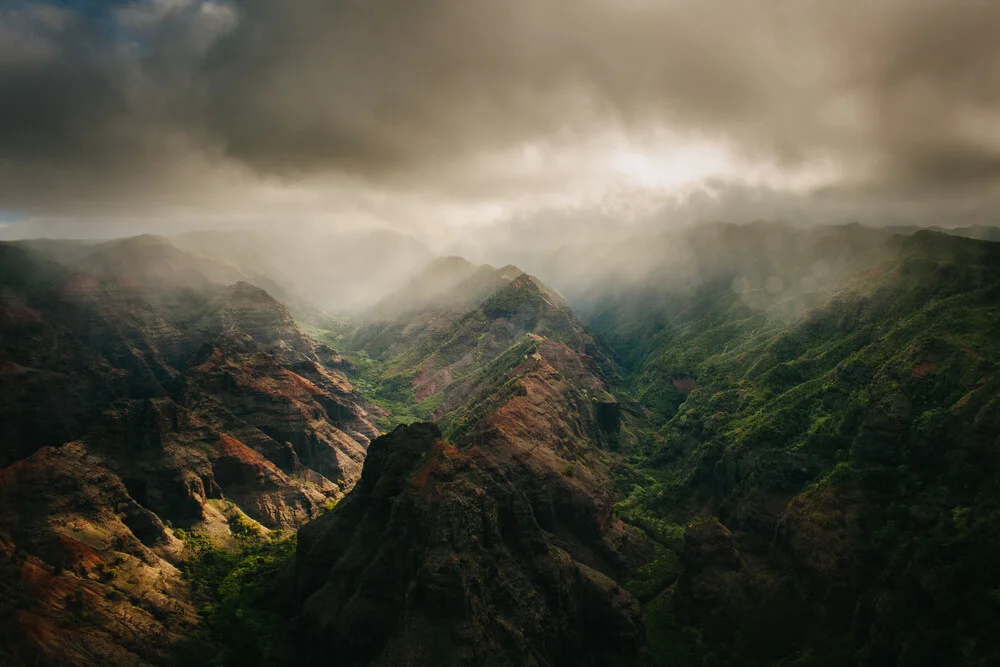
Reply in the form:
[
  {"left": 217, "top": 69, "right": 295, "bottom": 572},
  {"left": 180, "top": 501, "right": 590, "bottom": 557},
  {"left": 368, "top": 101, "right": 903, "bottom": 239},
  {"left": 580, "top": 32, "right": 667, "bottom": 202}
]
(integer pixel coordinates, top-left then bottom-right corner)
[
  {"left": 672, "top": 377, "right": 698, "bottom": 394},
  {"left": 16, "top": 609, "right": 71, "bottom": 657},
  {"left": 0, "top": 300, "right": 43, "bottom": 323},
  {"left": 412, "top": 367, "right": 437, "bottom": 400},
  {"left": 218, "top": 433, "right": 275, "bottom": 469},
  {"left": 237, "top": 364, "right": 325, "bottom": 401},
  {"left": 54, "top": 534, "right": 106, "bottom": 574},
  {"left": 193, "top": 346, "right": 225, "bottom": 372}
]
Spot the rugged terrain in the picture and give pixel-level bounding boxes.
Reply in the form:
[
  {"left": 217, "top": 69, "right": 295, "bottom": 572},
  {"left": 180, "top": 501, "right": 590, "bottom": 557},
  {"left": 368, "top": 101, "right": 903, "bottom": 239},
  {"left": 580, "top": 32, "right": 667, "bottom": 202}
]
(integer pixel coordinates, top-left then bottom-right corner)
[
  {"left": 303, "top": 224, "right": 1000, "bottom": 667},
  {"left": 576, "top": 227, "right": 1000, "bottom": 666},
  {"left": 321, "top": 257, "right": 626, "bottom": 430},
  {"left": 3, "top": 223, "right": 1000, "bottom": 666},
  {"left": 288, "top": 419, "right": 648, "bottom": 667},
  {"left": 0, "top": 238, "right": 379, "bottom": 663},
  {"left": 280, "top": 257, "right": 657, "bottom": 665}
]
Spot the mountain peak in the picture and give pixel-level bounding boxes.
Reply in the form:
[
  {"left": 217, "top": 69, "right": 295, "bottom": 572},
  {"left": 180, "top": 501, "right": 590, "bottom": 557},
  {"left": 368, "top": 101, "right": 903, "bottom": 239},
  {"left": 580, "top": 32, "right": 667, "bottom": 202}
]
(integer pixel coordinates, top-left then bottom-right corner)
[
  {"left": 77, "top": 235, "right": 249, "bottom": 290},
  {"left": 290, "top": 421, "right": 648, "bottom": 665},
  {"left": 497, "top": 263, "right": 524, "bottom": 280},
  {"left": 425, "top": 255, "right": 477, "bottom": 272},
  {"left": 366, "top": 256, "right": 527, "bottom": 319}
]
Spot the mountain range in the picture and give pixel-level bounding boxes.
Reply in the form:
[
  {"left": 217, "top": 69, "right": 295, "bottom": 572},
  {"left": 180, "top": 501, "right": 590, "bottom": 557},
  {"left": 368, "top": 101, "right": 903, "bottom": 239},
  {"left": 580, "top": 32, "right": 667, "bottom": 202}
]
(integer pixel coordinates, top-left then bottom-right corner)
[{"left": 2, "top": 222, "right": 999, "bottom": 666}]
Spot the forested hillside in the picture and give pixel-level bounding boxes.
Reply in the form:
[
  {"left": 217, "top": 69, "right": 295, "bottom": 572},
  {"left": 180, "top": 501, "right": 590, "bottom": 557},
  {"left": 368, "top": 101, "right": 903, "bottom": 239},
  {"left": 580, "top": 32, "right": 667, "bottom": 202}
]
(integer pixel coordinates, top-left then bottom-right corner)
[{"left": 580, "top": 230, "right": 1000, "bottom": 666}]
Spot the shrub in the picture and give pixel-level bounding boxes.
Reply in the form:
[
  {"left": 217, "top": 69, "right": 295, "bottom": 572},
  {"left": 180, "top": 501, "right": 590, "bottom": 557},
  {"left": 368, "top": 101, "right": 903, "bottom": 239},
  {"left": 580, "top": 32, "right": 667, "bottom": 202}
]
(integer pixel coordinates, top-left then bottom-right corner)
[{"left": 179, "top": 530, "right": 297, "bottom": 666}]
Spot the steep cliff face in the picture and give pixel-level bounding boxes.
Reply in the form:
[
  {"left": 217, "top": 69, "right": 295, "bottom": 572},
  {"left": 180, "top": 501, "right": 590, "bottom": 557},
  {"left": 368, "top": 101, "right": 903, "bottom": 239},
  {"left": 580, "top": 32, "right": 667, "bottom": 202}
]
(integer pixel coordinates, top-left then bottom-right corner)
[
  {"left": 1, "top": 241, "right": 378, "bottom": 513},
  {"left": 177, "top": 320, "right": 378, "bottom": 509},
  {"left": 264, "top": 252, "right": 657, "bottom": 665},
  {"left": 81, "top": 397, "right": 333, "bottom": 530},
  {"left": 290, "top": 424, "right": 650, "bottom": 667},
  {"left": 16, "top": 223, "right": 1000, "bottom": 666},
  {"left": 286, "top": 324, "right": 653, "bottom": 665},
  {"left": 0, "top": 246, "right": 130, "bottom": 465}
]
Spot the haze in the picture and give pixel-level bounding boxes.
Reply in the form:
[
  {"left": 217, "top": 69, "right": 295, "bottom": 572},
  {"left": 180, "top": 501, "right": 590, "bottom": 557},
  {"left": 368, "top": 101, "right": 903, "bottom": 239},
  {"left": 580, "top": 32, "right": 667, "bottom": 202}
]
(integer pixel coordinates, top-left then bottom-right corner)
[
  {"left": 2, "top": 0, "right": 999, "bottom": 247},
  {"left": 5, "top": 5, "right": 1000, "bottom": 663}
]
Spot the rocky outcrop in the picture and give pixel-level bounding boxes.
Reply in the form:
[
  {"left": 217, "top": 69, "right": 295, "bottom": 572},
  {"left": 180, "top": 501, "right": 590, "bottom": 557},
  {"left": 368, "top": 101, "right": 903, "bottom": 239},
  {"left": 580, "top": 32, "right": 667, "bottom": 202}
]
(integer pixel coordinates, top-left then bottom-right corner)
[
  {"left": 81, "top": 397, "right": 334, "bottom": 530},
  {"left": 193, "top": 282, "right": 318, "bottom": 360},
  {"left": 285, "top": 321, "right": 651, "bottom": 665},
  {"left": 674, "top": 518, "right": 743, "bottom": 626},
  {"left": 349, "top": 260, "right": 626, "bottom": 432},
  {"left": 3, "top": 239, "right": 661, "bottom": 665},
  {"left": 181, "top": 350, "right": 374, "bottom": 500},
  {"left": 289, "top": 423, "right": 650, "bottom": 667}
]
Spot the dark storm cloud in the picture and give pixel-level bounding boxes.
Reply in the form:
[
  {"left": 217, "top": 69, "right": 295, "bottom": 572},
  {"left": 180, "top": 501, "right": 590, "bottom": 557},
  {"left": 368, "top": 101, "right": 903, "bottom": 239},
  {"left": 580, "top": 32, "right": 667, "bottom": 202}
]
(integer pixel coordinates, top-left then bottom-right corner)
[
  {"left": 847, "top": 1, "right": 1000, "bottom": 188},
  {"left": 196, "top": 0, "right": 816, "bottom": 176},
  {"left": 0, "top": 0, "right": 232, "bottom": 212},
  {"left": 195, "top": 0, "right": 1000, "bottom": 188},
  {"left": 1, "top": 0, "right": 999, "bottom": 218},
  {"left": 0, "top": 3, "right": 131, "bottom": 196}
]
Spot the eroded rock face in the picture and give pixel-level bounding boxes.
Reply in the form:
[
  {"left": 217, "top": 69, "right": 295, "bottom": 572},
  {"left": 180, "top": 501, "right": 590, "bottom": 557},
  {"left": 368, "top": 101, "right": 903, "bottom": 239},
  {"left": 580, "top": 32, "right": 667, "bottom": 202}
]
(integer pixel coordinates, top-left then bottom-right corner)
[
  {"left": 181, "top": 344, "right": 376, "bottom": 500},
  {"left": 290, "top": 423, "right": 650, "bottom": 667},
  {"left": 81, "top": 397, "right": 335, "bottom": 530},
  {"left": 0, "top": 240, "right": 382, "bottom": 663},
  {"left": 292, "top": 424, "right": 641, "bottom": 665},
  {"left": 0, "top": 443, "right": 202, "bottom": 667},
  {"left": 277, "top": 260, "right": 654, "bottom": 665},
  {"left": 351, "top": 259, "right": 625, "bottom": 430},
  {"left": 0, "top": 242, "right": 379, "bottom": 530}
]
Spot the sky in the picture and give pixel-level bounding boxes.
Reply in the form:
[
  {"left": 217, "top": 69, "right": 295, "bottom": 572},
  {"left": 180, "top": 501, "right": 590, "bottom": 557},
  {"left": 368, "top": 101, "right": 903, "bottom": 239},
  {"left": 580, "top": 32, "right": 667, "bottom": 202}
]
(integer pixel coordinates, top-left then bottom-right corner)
[{"left": 2, "top": 0, "right": 1000, "bottom": 243}]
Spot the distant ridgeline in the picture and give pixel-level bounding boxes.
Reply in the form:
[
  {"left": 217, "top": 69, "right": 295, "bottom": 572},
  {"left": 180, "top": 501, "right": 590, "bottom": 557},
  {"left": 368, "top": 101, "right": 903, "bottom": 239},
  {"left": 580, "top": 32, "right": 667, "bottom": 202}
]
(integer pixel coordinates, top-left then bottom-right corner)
[{"left": 2, "top": 224, "right": 1000, "bottom": 666}]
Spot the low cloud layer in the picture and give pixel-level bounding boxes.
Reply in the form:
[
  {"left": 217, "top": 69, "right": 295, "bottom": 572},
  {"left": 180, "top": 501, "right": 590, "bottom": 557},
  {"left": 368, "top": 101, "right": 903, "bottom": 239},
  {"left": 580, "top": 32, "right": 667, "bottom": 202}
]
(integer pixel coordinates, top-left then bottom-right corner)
[{"left": 2, "top": 0, "right": 999, "bottom": 235}]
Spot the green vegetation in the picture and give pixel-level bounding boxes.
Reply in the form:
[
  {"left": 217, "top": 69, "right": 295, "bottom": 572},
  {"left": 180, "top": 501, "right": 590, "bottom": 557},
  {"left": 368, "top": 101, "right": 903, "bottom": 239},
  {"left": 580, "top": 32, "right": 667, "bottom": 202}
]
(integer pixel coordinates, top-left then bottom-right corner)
[
  {"left": 105, "top": 589, "right": 126, "bottom": 603},
  {"left": 308, "top": 326, "right": 440, "bottom": 429},
  {"left": 176, "top": 528, "right": 296, "bottom": 666},
  {"left": 437, "top": 334, "right": 540, "bottom": 441},
  {"left": 307, "top": 267, "right": 620, "bottom": 434},
  {"left": 320, "top": 497, "right": 340, "bottom": 513},
  {"left": 347, "top": 351, "right": 441, "bottom": 429},
  {"left": 300, "top": 228, "right": 1000, "bottom": 666},
  {"left": 587, "top": 231, "right": 1000, "bottom": 666}
]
